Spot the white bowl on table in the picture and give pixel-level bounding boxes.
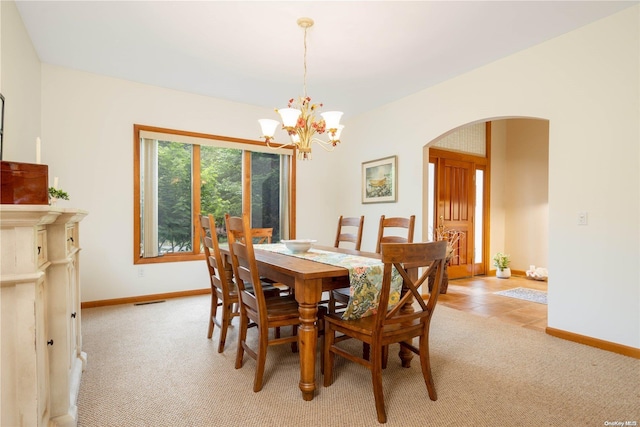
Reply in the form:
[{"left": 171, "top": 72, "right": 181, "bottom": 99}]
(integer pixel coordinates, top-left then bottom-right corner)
[{"left": 281, "top": 239, "right": 317, "bottom": 253}]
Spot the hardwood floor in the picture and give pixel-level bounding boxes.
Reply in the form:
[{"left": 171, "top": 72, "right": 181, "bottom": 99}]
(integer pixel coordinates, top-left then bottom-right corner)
[{"left": 437, "top": 275, "right": 548, "bottom": 332}]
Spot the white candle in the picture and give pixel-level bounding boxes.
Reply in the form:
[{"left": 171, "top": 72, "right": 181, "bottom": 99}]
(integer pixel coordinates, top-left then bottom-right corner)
[
  {"left": 36, "top": 137, "right": 41, "bottom": 164},
  {"left": 53, "top": 176, "right": 59, "bottom": 189}
]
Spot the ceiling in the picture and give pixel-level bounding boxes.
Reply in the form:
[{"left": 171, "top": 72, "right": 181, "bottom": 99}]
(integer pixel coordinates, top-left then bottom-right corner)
[{"left": 15, "top": 1, "right": 637, "bottom": 119}]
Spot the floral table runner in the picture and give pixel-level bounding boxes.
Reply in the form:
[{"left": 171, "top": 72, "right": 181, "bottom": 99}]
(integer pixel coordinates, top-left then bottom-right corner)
[{"left": 255, "top": 244, "right": 402, "bottom": 320}]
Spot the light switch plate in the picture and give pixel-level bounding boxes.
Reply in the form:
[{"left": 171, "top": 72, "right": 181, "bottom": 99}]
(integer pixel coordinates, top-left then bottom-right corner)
[{"left": 577, "top": 211, "right": 588, "bottom": 226}]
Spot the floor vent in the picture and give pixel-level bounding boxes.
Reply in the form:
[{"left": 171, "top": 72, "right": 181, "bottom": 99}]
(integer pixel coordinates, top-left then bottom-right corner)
[{"left": 134, "top": 300, "right": 166, "bottom": 306}]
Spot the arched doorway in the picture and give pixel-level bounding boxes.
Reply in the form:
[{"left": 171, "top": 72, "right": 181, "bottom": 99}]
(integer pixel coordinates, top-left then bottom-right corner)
[
  {"left": 423, "top": 118, "right": 549, "bottom": 330},
  {"left": 424, "top": 118, "right": 549, "bottom": 278}
]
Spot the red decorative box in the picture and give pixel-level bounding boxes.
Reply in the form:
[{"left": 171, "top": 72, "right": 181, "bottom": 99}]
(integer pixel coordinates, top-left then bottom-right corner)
[{"left": 1, "top": 161, "right": 49, "bottom": 205}]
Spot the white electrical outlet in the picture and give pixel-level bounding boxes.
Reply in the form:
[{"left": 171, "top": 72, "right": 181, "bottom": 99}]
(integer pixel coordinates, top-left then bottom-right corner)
[
  {"left": 138, "top": 267, "right": 145, "bottom": 277},
  {"left": 577, "top": 211, "right": 588, "bottom": 226}
]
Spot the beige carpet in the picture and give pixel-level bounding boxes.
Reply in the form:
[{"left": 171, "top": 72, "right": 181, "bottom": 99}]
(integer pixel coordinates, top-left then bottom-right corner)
[{"left": 77, "top": 295, "right": 639, "bottom": 426}]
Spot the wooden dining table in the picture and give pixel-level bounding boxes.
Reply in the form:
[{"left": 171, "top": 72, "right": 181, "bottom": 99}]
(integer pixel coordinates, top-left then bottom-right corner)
[{"left": 219, "top": 244, "right": 416, "bottom": 401}]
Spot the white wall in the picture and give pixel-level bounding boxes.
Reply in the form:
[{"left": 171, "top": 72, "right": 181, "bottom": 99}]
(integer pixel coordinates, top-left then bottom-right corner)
[
  {"left": 490, "top": 121, "right": 508, "bottom": 266},
  {"left": 299, "top": 7, "right": 639, "bottom": 348},
  {"left": 40, "top": 65, "right": 278, "bottom": 302},
  {"left": 0, "top": 0, "right": 41, "bottom": 161},
  {"left": 504, "top": 119, "right": 549, "bottom": 271},
  {"left": 490, "top": 119, "right": 549, "bottom": 273},
  {"left": 5, "top": 4, "right": 639, "bottom": 348}
]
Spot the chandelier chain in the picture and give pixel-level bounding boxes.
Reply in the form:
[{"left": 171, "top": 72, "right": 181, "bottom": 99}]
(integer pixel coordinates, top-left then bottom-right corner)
[{"left": 303, "top": 25, "right": 308, "bottom": 98}]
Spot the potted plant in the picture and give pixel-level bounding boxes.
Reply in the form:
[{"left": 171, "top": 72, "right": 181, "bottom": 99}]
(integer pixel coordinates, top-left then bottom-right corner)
[
  {"left": 493, "top": 252, "right": 511, "bottom": 278},
  {"left": 48, "top": 187, "right": 69, "bottom": 206}
]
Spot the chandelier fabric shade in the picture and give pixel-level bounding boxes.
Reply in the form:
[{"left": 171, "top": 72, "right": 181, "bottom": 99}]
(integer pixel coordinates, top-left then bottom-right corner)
[{"left": 259, "top": 17, "right": 344, "bottom": 160}]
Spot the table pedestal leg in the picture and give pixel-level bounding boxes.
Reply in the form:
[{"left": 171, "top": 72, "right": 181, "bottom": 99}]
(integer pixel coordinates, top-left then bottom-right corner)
[
  {"left": 295, "top": 278, "right": 322, "bottom": 401},
  {"left": 298, "top": 303, "right": 317, "bottom": 401}
]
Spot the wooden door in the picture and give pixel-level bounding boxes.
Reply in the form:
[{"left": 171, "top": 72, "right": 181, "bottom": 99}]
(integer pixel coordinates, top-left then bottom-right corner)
[{"left": 437, "top": 158, "right": 476, "bottom": 278}]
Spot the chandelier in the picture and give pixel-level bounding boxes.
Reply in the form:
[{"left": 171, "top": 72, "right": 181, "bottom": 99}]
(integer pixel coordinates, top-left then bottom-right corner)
[{"left": 259, "top": 17, "right": 344, "bottom": 160}]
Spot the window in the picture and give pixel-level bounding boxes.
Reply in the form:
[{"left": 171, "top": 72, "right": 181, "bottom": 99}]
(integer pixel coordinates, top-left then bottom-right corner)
[
  {"left": 251, "top": 151, "right": 288, "bottom": 241},
  {"left": 134, "top": 125, "right": 296, "bottom": 264}
]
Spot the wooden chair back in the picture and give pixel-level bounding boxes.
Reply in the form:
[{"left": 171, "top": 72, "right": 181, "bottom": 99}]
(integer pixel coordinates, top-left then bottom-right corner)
[
  {"left": 200, "top": 214, "right": 230, "bottom": 296},
  {"left": 334, "top": 215, "right": 364, "bottom": 251},
  {"left": 375, "top": 215, "right": 415, "bottom": 253},
  {"left": 235, "top": 227, "right": 273, "bottom": 244},
  {"left": 232, "top": 225, "right": 290, "bottom": 293},
  {"left": 224, "top": 214, "right": 268, "bottom": 324},
  {"left": 249, "top": 227, "right": 273, "bottom": 244},
  {"left": 377, "top": 240, "right": 448, "bottom": 329}
]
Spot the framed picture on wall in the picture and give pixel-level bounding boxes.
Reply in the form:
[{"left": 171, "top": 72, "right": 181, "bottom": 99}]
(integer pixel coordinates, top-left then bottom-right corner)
[{"left": 362, "top": 155, "right": 397, "bottom": 204}]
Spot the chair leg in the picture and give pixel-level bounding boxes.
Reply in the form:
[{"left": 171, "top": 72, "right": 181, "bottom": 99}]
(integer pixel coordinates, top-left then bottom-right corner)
[
  {"left": 419, "top": 335, "right": 437, "bottom": 401},
  {"left": 207, "top": 296, "right": 219, "bottom": 339},
  {"left": 235, "top": 313, "right": 248, "bottom": 369},
  {"left": 323, "top": 324, "right": 335, "bottom": 387},
  {"left": 371, "top": 345, "right": 387, "bottom": 424},
  {"left": 291, "top": 325, "right": 298, "bottom": 353},
  {"left": 217, "top": 303, "right": 231, "bottom": 353},
  {"left": 381, "top": 345, "right": 389, "bottom": 369},
  {"left": 364, "top": 343, "right": 388, "bottom": 367},
  {"left": 319, "top": 333, "right": 324, "bottom": 375},
  {"left": 328, "top": 292, "right": 336, "bottom": 313},
  {"left": 253, "top": 325, "right": 270, "bottom": 392}
]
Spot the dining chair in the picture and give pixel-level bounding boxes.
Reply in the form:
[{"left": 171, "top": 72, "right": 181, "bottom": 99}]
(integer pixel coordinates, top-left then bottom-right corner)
[
  {"left": 334, "top": 215, "right": 365, "bottom": 250},
  {"left": 323, "top": 240, "right": 448, "bottom": 424},
  {"left": 224, "top": 212, "right": 301, "bottom": 392},
  {"left": 199, "top": 214, "right": 240, "bottom": 353},
  {"left": 330, "top": 215, "right": 416, "bottom": 313}
]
